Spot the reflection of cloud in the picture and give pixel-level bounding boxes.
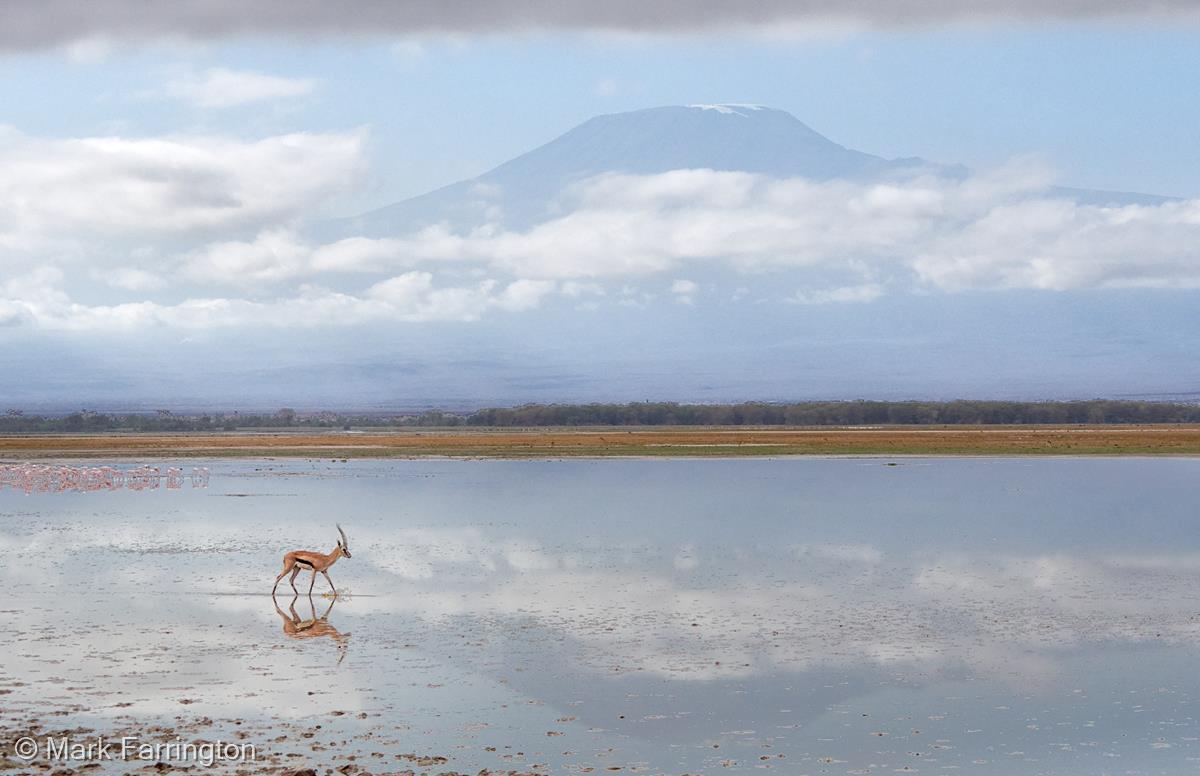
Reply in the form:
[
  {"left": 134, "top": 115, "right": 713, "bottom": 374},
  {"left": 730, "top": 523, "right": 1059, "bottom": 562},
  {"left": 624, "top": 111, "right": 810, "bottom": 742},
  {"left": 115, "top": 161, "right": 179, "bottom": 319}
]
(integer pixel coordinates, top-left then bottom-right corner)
[
  {"left": 360, "top": 526, "right": 498, "bottom": 579},
  {"left": 673, "top": 543, "right": 699, "bottom": 570},
  {"left": 365, "top": 538, "right": 1200, "bottom": 684},
  {"left": 1104, "top": 553, "right": 1200, "bottom": 571},
  {"left": 502, "top": 539, "right": 559, "bottom": 571},
  {"left": 913, "top": 553, "right": 1200, "bottom": 648},
  {"left": 10, "top": 515, "right": 1200, "bottom": 692},
  {"left": 793, "top": 542, "right": 883, "bottom": 564},
  {"left": 1, "top": 588, "right": 367, "bottom": 720}
]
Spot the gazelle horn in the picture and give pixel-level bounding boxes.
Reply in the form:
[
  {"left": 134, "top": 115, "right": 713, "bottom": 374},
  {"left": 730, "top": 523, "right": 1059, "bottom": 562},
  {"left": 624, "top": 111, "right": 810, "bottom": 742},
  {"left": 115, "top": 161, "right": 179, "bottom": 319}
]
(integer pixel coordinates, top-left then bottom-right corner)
[{"left": 337, "top": 523, "right": 348, "bottom": 549}]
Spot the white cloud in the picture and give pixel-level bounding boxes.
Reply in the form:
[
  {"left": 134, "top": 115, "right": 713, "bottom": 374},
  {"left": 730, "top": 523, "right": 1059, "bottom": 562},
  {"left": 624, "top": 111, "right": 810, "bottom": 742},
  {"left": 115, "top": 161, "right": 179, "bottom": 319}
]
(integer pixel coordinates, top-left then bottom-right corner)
[
  {"left": 670, "top": 278, "right": 698, "bottom": 304},
  {"left": 183, "top": 229, "right": 314, "bottom": 283},
  {"left": 495, "top": 277, "right": 557, "bottom": 310},
  {"left": 0, "top": 126, "right": 366, "bottom": 238},
  {"left": 165, "top": 67, "right": 317, "bottom": 108},
  {"left": 0, "top": 267, "right": 561, "bottom": 330},
  {"left": 791, "top": 283, "right": 883, "bottom": 305},
  {"left": 61, "top": 35, "right": 114, "bottom": 63},
  {"left": 560, "top": 280, "right": 605, "bottom": 297},
  {"left": 670, "top": 278, "right": 698, "bottom": 295},
  {"left": 913, "top": 197, "right": 1200, "bottom": 291},
  {"left": 314, "top": 167, "right": 1200, "bottom": 292},
  {"left": 365, "top": 271, "right": 522, "bottom": 322},
  {"left": 103, "top": 267, "right": 167, "bottom": 291},
  {"left": 181, "top": 229, "right": 438, "bottom": 286},
  {"left": 260, "top": 169, "right": 945, "bottom": 281},
  {"left": 3, "top": 145, "right": 1200, "bottom": 331}
]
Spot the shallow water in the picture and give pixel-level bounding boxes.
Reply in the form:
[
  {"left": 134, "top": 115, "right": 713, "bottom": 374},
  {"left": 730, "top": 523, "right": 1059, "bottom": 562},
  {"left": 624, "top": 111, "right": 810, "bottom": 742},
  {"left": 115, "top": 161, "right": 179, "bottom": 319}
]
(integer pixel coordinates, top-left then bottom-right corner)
[{"left": 2, "top": 457, "right": 1199, "bottom": 774}]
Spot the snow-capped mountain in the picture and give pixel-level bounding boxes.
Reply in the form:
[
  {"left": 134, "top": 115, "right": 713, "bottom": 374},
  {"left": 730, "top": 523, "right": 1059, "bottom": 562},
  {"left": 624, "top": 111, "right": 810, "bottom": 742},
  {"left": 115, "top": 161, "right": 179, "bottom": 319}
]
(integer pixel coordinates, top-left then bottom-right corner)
[{"left": 329, "top": 104, "right": 1167, "bottom": 238}]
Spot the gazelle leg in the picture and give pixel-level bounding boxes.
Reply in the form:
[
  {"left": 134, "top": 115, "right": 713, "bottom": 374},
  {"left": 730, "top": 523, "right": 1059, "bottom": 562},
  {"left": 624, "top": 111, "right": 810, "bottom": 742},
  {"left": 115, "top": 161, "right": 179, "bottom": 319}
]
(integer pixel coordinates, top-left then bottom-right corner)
[
  {"left": 308, "top": 569, "right": 317, "bottom": 595},
  {"left": 322, "top": 570, "right": 336, "bottom": 596},
  {"left": 289, "top": 566, "right": 300, "bottom": 594},
  {"left": 272, "top": 566, "right": 291, "bottom": 595}
]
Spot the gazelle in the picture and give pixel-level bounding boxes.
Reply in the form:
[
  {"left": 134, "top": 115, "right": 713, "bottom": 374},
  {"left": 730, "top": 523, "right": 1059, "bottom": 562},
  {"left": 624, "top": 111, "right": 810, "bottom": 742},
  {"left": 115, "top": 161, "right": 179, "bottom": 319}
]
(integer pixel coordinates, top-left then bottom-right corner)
[
  {"left": 273, "top": 593, "right": 351, "bottom": 664},
  {"left": 272, "top": 524, "right": 352, "bottom": 596}
]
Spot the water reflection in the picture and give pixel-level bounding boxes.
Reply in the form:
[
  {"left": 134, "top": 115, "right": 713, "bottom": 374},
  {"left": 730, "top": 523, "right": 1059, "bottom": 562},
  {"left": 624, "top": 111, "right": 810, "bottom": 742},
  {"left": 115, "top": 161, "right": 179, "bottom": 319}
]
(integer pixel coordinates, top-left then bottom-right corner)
[
  {"left": 1, "top": 457, "right": 1198, "bottom": 774},
  {"left": 272, "top": 593, "right": 351, "bottom": 664}
]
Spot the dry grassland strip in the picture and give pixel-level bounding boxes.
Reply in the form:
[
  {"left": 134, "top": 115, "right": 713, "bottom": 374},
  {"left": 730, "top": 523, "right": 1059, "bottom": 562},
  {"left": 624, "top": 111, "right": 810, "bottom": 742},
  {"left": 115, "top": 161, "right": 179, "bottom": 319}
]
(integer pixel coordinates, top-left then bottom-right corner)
[{"left": 2, "top": 425, "right": 1200, "bottom": 458}]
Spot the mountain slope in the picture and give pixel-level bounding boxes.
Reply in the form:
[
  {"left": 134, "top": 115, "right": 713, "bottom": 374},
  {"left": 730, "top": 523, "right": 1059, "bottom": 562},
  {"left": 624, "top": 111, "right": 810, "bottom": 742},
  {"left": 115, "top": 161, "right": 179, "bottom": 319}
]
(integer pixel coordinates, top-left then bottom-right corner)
[
  {"left": 482, "top": 104, "right": 933, "bottom": 183},
  {"left": 328, "top": 104, "right": 1168, "bottom": 239}
]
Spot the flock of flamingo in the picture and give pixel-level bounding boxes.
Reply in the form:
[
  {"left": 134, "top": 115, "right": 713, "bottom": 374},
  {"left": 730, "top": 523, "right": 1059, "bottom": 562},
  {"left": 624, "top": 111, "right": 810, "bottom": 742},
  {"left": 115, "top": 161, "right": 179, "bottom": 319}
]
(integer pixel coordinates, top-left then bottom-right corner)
[{"left": 0, "top": 463, "right": 210, "bottom": 494}]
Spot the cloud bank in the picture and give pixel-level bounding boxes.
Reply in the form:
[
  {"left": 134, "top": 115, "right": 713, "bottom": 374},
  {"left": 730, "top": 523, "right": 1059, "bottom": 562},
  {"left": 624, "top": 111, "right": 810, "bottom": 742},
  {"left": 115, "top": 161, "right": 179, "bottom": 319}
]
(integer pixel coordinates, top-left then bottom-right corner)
[
  {"left": 2, "top": 122, "right": 1199, "bottom": 331},
  {"left": 177, "top": 167, "right": 1200, "bottom": 290},
  {"left": 2, "top": 0, "right": 1200, "bottom": 52},
  {"left": 0, "top": 125, "right": 365, "bottom": 238},
  {"left": 0, "top": 272, "right": 556, "bottom": 330}
]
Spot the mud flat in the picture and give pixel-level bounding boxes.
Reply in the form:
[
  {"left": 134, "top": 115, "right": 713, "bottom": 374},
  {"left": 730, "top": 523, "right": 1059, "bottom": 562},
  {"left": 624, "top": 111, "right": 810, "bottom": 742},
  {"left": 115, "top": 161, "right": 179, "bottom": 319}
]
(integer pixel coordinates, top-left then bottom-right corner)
[{"left": 3, "top": 424, "right": 1200, "bottom": 459}]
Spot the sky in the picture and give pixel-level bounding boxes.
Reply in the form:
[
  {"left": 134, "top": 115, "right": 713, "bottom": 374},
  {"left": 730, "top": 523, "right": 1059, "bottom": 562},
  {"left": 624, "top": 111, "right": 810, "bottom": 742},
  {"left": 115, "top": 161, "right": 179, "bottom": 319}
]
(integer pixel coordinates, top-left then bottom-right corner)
[{"left": 1, "top": 1, "right": 1198, "bottom": 410}]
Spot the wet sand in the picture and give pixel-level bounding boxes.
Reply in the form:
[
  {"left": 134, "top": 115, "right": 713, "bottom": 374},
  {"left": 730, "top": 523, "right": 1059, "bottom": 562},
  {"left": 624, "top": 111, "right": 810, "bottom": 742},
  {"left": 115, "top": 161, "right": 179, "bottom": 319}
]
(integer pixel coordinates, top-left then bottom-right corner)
[{"left": 3, "top": 424, "right": 1200, "bottom": 459}]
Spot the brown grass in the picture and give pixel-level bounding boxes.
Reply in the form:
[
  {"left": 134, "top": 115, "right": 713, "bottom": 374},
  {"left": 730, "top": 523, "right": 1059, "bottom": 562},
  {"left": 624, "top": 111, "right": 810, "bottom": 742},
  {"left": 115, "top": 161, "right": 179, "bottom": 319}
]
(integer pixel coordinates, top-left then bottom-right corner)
[{"left": 2, "top": 425, "right": 1200, "bottom": 458}]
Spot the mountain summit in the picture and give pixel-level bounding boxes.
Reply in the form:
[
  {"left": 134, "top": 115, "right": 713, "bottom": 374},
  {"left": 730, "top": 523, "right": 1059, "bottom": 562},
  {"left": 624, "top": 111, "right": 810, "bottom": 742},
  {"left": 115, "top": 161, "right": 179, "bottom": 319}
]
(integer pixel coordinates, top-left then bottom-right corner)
[
  {"left": 334, "top": 104, "right": 960, "bottom": 237},
  {"left": 333, "top": 104, "right": 1160, "bottom": 238},
  {"left": 480, "top": 104, "right": 949, "bottom": 184}
]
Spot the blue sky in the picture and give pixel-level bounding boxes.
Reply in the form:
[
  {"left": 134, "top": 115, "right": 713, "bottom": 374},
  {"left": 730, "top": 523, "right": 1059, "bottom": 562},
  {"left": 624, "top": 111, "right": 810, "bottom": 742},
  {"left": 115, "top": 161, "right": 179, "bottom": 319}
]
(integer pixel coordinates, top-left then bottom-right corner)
[
  {"left": 5, "top": 24, "right": 1199, "bottom": 203},
  {"left": 0, "top": 6, "right": 1198, "bottom": 409}
]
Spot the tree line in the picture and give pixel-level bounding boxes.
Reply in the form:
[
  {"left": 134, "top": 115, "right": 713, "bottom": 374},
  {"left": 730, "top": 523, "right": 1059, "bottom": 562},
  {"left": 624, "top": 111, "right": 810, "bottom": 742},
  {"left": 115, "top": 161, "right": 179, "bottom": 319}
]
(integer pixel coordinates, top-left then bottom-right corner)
[
  {"left": 2, "top": 400, "right": 1199, "bottom": 432},
  {"left": 464, "top": 400, "right": 1200, "bottom": 426},
  {"left": 0, "top": 408, "right": 468, "bottom": 433}
]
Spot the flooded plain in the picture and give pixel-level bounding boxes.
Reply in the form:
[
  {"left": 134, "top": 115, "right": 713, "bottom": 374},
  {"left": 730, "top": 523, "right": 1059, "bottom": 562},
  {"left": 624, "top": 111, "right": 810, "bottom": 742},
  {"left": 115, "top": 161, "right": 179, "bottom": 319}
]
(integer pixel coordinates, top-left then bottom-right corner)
[{"left": 1, "top": 457, "right": 1199, "bottom": 774}]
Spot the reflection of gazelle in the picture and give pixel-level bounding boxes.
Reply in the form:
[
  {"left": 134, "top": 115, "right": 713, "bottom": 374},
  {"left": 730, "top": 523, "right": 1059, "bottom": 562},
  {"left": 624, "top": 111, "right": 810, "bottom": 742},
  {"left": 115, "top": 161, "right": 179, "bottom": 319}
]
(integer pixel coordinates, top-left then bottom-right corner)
[
  {"left": 271, "top": 524, "right": 352, "bottom": 596},
  {"left": 273, "top": 593, "right": 351, "bottom": 664}
]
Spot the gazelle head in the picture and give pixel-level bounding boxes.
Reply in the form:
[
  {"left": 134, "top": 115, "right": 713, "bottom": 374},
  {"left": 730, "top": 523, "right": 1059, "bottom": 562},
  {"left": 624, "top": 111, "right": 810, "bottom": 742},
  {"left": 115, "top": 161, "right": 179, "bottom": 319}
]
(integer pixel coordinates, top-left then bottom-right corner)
[{"left": 337, "top": 524, "right": 352, "bottom": 558}]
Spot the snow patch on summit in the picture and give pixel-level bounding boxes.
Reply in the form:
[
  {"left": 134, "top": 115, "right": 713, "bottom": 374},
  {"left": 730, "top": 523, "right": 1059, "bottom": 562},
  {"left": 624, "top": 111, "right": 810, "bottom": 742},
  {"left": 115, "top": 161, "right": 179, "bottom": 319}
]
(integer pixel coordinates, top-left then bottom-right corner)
[{"left": 687, "top": 103, "right": 765, "bottom": 117}]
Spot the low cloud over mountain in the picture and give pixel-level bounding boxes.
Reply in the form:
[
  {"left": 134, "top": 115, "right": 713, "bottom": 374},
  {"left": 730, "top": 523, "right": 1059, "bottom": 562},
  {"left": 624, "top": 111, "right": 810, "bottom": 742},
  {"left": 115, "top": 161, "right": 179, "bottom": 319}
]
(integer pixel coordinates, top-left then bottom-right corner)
[{"left": 5, "top": 104, "right": 1194, "bottom": 332}]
